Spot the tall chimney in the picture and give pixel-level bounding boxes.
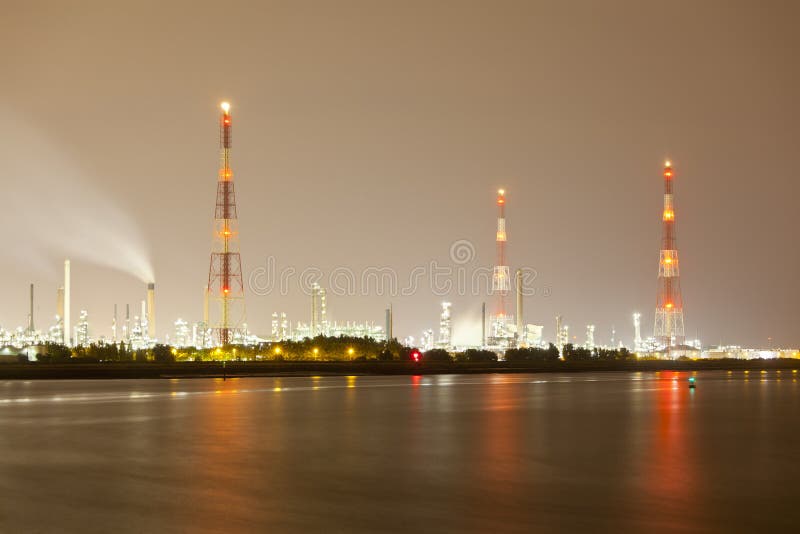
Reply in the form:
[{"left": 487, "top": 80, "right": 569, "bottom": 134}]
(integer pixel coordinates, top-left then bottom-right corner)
[
  {"left": 481, "top": 302, "right": 486, "bottom": 347},
  {"left": 146, "top": 283, "right": 155, "bottom": 340},
  {"left": 112, "top": 304, "right": 118, "bottom": 343},
  {"left": 385, "top": 305, "right": 393, "bottom": 341},
  {"left": 515, "top": 269, "right": 523, "bottom": 347},
  {"left": 125, "top": 304, "right": 130, "bottom": 341},
  {"left": 28, "top": 283, "right": 34, "bottom": 333},
  {"left": 64, "top": 259, "right": 71, "bottom": 347}
]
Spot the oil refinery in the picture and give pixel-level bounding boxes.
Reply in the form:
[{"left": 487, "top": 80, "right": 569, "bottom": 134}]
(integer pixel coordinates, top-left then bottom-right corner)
[{"left": 0, "top": 104, "right": 796, "bottom": 362}]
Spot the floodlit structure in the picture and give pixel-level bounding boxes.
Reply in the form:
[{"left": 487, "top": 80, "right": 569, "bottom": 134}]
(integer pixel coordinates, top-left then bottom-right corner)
[
  {"left": 523, "top": 324, "right": 543, "bottom": 347},
  {"left": 124, "top": 304, "right": 130, "bottom": 342},
  {"left": 555, "top": 315, "right": 568, "bottom": 352},
  {"left": 75, "top": 310, "right": 90, "bottom": 347},
  {"left": 488, "top": 189, "right": 515, "bottom": 346},
  {"left": 112, "top": 304, "right": 118, "bottom": 343},
  {"left": 173, "top": 318, "right": 191, "bottom": 348},
  {"left": 271, "top": 312, "right": 290, "bottom": 341},
  {"left": 654, "top": 160, "right": 686, "bottom": 349},
  {"left": 421, "top": 329, "right": 434, "bottom": 351},
  {"left": 311, "top": 283, "right": 328, "bottom": 336},
  {"left": 633, "top": 312, "right": 642, "bottom": 352},
  {"left": 207, "top": 101, "right": 246, "bottom": 345},
  {"left": 585, "top": 324, "right": 595, "bottom": 350},
  {"left": 438, "top": 302, "right": 452, "bottom": 349}
]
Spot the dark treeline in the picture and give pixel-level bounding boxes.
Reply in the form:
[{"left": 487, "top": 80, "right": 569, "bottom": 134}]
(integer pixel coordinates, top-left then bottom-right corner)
[{"left": 30, "top": 336, "right": 418, "bottom": 363}]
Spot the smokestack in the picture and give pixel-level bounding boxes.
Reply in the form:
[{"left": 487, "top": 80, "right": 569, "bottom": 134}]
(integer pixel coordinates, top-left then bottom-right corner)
[
  {"left": 28, "top": 283, "right": 34, "bottom": 333},
  {"left": 125, "top": 304, "right": 130, "bottom": 341},
  {"left": 64, "top": 259, "right": 71, "bottom": 347},
  {"left": 112, "top": 304, "right": 118, "bottom": 343},
  {"left": 481, "top": 302, "right": 486, "bottom": 347},
  {"left": 515, "top": 269, "right": 523, "bottom": 347},
  {"left": 385, "top": 305, "right": 393, "bottom": 341},
  {"left": 146, "top": 283, "right": 155, "bottom": 340}
]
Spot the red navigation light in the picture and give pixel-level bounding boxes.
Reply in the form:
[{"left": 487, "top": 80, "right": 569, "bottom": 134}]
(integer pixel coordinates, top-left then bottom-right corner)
[{"left": 411, "top": 350, "right": 421, "bottom": 363}]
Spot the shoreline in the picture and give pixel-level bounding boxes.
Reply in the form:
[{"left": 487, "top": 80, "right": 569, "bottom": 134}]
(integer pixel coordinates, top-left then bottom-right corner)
[{"left": 1, "top": 359, "right": 798, "bottom": 380}]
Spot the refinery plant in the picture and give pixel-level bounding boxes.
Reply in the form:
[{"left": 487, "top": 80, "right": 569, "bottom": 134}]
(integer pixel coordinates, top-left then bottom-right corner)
[{"left": 1, "top": 102, "right": 797, "bottom": 363}]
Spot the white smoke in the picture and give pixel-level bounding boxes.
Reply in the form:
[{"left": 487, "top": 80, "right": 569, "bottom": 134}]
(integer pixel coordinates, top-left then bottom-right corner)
[
  {"left": 0, "top": 112, "right": 154, "bottom": 283},
  {"left": 451, "top": 305, "right": 484, "bottom": 346}
]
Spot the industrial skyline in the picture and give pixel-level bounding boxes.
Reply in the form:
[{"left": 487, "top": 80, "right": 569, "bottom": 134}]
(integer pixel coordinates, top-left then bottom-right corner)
[{"left": 1, "top": 1, "right": 798, "bottom": 347}]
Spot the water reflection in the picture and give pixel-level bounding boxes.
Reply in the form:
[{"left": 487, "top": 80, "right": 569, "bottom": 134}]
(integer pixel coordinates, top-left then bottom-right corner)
[{"left": 1, "top": 373, "right": 799, "bottom": 532}]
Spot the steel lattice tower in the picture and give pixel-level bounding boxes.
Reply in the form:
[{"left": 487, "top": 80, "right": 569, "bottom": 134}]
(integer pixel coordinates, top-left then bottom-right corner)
[
  {"left": 654, "top": 160, "right": 685, "bottom": 348},
  {"left": 207, "top": 102, "right": 245, "bottom": 345},
  {"left": 492, "top": 189, "right": 510, "bottom": 316}
]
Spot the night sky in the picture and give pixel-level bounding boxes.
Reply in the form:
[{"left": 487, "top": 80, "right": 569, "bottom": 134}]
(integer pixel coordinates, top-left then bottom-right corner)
[{"left": 1, "top": 0, "right": 797, "bottom": 347}]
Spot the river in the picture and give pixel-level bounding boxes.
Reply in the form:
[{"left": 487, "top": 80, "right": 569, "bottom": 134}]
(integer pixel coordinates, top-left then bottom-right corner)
[{"left": 1, "top": 371, "right": 798, "bottom": 532}]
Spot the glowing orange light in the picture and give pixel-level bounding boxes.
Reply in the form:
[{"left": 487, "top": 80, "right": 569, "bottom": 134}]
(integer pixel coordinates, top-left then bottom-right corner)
[
  {"left": 665, "top": 303, "right": 674, "bottom": 309},
  {"left": 664, "top": 257, "right": 673, "bottom": 264},
  {"left": 222, "top": 287, "right": 230, "bottom": 294},
  {"left": 663, "top": 210, "right": 674, "bottom": 221}
]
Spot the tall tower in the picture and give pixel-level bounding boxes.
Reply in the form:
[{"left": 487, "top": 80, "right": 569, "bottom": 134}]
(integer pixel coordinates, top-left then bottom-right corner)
[
  {"left": 492, "top": 189, "right": 509, "bottom": 317},
  {"left": 489, "top": 189, "right": 513, "bottom": 345},
  {"left": 207, "top": 101, "right": 245, "bottom": 345},
  {"left": 633, "top": 312, "right": 642, "bottom": 351},
  {"left": 63, "top": 259, "right": 71, "bottom": 347},
  {"left": 27, "top": 283, "right": 34, "bottom": 333},
  {"left": 585, "top": 324, "right": 595, "bottom": 350},
  {"left": 438, "top": 302, "right": 452, "bottom": 349},
  {"left": 515, "top": 268, "right": 524, "bottom": 347},
  {"left": 654, "top": 160, "right": 685, "bottom": 348},
  {"left": 311, "top": 283, "right": 328, "bottom": 336},
  {"left": 146, "top": 283, "right": 155, "bottom": 341}
]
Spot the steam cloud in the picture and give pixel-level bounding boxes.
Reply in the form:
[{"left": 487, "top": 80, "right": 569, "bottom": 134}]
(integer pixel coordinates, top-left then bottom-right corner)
[{"left": 1, "top": 113, "right": 154, "bottom": 283}]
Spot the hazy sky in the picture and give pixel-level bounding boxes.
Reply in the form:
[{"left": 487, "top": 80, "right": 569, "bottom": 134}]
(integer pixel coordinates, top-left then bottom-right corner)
[{"left": 1, "top": 0, "right": 798, "bottom": 347}]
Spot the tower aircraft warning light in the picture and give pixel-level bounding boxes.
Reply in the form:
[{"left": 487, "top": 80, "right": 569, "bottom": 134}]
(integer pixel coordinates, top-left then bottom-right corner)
[
  {"left": 654, "top": 160, "right": 685, "bottom": 350},
  {"left": 207, "top": 101, "right": 246, "bottom": 345}
]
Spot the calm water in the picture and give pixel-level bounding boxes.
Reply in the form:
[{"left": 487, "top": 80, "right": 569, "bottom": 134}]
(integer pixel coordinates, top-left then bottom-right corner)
[{"left": 1, "top": 371, "right": 799, "bottom": 533}]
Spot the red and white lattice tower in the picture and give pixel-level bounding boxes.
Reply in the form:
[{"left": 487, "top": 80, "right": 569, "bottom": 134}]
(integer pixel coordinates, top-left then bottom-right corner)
[
  {"left": 654, "top": 160, "right": 685, "bottom": 348},
  {"left": 492, "top": 189, "right": 510, "bottom": 316},
  {"left": 488, "top": 189, "right": 513, "bottom": 346},
  {"left": 207, "top": 101, "right": 245, "bottom": 345}
]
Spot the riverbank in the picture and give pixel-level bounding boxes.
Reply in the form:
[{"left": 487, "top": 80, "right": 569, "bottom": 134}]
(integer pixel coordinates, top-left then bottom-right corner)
[{"left": 1, "top": 358, "right": 799, "bottom": 380}]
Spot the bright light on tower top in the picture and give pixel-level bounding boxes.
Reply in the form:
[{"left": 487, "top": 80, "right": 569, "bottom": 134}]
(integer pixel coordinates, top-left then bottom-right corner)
[
  {"left": 498, "top": 189, "right": 505, "bottom": 195},
  {"left": 221, "top": 102, "right": 231, "bottom": 113},
  {"left": 665, "top": 160, "right": 672, "bottom": 167}
]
